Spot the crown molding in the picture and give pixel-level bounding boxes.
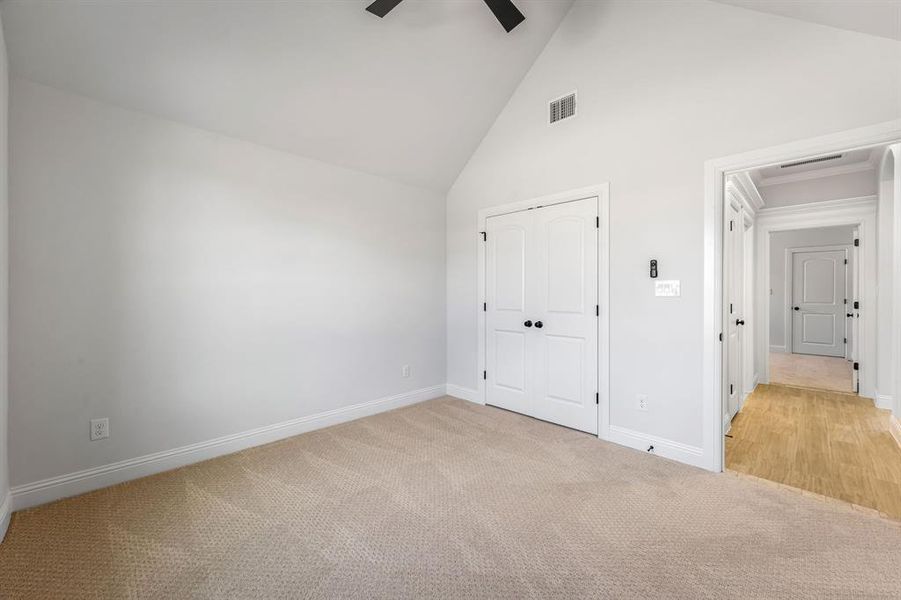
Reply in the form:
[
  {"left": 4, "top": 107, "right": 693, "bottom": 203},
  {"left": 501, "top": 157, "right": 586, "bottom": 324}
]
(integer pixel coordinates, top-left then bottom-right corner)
[{"left": 727, "top": 171, "right": 765, "bottom": 212}]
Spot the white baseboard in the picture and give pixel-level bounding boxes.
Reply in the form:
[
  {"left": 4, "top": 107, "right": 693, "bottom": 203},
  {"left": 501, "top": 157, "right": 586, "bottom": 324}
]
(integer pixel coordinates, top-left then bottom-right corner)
[
  {"left": 875, "top": 394, "right": 893, "bottom": 410},
  {"left": 607, "top": 425, "right": 706, "bottom": 469},
  {"left": 769, "top": 345, "right": 787, "bottom": 353},
  {"left": 445, "top": 384, "right": 482, "bottom": 405},
  {"left": 11, "top": 384, "right": 446, "bottom": 511},
  {"left": 0, "top": 491, "right": 11, "bottom": 543}
]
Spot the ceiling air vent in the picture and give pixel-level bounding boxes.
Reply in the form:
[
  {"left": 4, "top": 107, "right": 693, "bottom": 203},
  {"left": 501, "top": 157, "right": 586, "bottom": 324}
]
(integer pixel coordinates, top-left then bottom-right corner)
[
  {"left": 780, "top": 154, "right": 842, "bottom": 169},
  {"left": 549, "top": 92, "right": 576, "bottom": 124}
]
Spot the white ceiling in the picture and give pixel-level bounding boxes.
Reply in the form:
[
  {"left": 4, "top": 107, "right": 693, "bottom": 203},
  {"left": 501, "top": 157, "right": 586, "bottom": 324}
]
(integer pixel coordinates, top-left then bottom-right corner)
[
  {"left": 0, "top": 0, "right": 574, "bottom": 192},
  {"left": 712, "top": 0, "right": 901, "bottom": 41},
  {"left": 752, "top": 147, "right": 881, "bottom": 187}
]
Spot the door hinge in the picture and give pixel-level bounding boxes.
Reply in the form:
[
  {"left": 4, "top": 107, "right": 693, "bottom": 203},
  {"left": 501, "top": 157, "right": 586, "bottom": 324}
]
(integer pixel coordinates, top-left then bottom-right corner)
[
  {"left": 596, "top": 304, "right": 599, "bottom": 316},
  {"left": 729, "top": 303, "right": 733, "bottom": 314},
  {"left": 730, "top": 383, "right": 734, "bottom": 395},
  {"left": 480, "top": 231, "right": 487, "bottom": 242},
  {"left": 595, "top": 392, "right": 599, "bottom": 405},
  {"left": 844, "top": 337, "right": 847, "bottom": 344},
  {"left": 853, "top": 362, "right": 859, "bottom": 371},
  {"left": 844, "top": 259, "right": 848, "bottom": 265},
  {"left": 729, "top": 220, "right": 734, "bottom": 231},
  {"left": 844, "top": 298, "right": 848, "bottom": 305},
  {"left": 595, "top": 216, "right": 599, "bottom": 228},
  {"left": 854, "top": 238, "right": 859, "bottom": 247},
  {"left": 719, "top": 332, "right": 723, "bottom": 342},
  {"left": 483, "top": 370, "right": 487, "bottom": 380},
  {"left": 483, "top": 302, "right": 487, "bottom": 312}
]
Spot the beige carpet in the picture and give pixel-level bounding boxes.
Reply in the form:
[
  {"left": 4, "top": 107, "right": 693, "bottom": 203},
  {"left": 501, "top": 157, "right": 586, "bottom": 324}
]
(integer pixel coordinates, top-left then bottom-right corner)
[
  {"left": 769, "top": 352, "right": 854, "bottom": 393},
  {"left": 1, "top": 397, "right": 900, "bottom": 599}
]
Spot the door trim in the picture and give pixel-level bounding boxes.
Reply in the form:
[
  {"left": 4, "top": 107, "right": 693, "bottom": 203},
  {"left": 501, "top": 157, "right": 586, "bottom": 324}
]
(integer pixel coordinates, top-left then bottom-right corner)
[
  {"left": 756, "top": 202, "right": 875, "bottom": 391},
  {"left": 704, "top": 118, "right": 901, "bottom": 473},
  {"left": 784, "top": 244, "right": 851, "bottom": 359},
  {"left": 477, "top": 184, "right": 610, "bottom": 440}
]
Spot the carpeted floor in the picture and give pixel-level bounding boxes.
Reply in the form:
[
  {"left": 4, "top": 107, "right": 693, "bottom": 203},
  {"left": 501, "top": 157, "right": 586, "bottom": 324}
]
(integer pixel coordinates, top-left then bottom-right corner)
[
  {"left": 1, "top": 397, "right": 900, "bottom": 599},
  {"left": 769, "top": 352, "right": 853, "bottom": 393}
]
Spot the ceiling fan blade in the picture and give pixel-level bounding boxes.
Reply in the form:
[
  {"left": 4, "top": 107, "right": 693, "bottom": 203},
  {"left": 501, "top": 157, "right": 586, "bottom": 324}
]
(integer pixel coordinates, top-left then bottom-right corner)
[
  {"left": 482, "top": 0, "right": 525, "bottom": 32},
  {"left": 366, "top": 0, "right": 404, "bottom": 18}
]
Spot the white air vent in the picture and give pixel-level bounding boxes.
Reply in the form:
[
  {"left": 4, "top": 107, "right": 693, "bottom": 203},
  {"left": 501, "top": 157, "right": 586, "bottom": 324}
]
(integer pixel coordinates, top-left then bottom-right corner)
[
  {"left": 549, "top": 92, "right": 576, "bottom": 124},
  {"left": 780, "top": 154, "right": 842, "bottom": 169}
]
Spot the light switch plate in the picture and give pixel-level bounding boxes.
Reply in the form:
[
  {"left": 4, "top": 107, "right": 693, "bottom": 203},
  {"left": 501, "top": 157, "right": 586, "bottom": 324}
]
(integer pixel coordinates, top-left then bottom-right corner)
[{"left": 655, "top": 280, "right": 681, "bottom": 297}]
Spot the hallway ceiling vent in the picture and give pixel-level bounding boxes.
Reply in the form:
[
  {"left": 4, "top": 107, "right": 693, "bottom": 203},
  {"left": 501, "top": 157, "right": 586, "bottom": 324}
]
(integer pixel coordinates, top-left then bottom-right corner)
[
  {"left": 780, "top": 154, "right": 842, "bottom": 169},
  {"left": 549, "top": 92, "right": 576, "bottom": 124}
]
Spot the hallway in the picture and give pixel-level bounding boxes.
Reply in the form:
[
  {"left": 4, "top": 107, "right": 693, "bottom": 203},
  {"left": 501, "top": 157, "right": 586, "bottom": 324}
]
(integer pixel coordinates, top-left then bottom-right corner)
[
  {"left": 769, "top": 352, "right": 854, "bottom": 393},
  {"left": 726, "top": 384, "right": 901, "bottom": 520}
]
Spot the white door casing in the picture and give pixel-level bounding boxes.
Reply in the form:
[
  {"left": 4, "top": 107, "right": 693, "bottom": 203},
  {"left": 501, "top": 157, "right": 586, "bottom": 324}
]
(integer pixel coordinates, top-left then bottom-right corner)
[
  {"left": 485, "top": 197, "right": 599, "bottom": 434},
  {"left": 791, "top": 249, "right": 847, "bottom": 357},
  {"left": 851, "top": 228, "right": 861, "bottom": 391}
]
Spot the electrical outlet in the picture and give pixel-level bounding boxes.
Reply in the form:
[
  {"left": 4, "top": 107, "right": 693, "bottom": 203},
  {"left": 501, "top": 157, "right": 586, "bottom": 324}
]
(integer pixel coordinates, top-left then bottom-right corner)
[
  {"left": 402, "top": 364, "right": 411, "bottom": 378},
  {"left": 636, "top": 394, "right": 649, "bottom": 412},
  {"left": 90, "top": 418, "right": 109, "bottom": 441}
]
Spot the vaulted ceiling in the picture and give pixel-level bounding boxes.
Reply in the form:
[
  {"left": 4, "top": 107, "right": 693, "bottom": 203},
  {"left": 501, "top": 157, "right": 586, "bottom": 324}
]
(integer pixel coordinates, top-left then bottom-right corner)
[
  {"left": 1, "top": 0, "right": 574, "bottom": 192},
  {"left": 712, "top": 0, "right": 901, "bottom": 41}
]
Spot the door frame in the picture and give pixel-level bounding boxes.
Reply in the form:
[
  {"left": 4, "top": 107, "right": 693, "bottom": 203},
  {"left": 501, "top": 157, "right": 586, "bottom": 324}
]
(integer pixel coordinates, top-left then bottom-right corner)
[
  {"left": 756, "top": 200, "right": 875, "bottom": 391},
  {"left": 784, "top": 244, "right": 851, "bottom": 359},
  {"left": 703, "top": 118, "right": 901, "bottom": 473},
  {"left": 476, "top": 184, "right": 610, "bottom": 439}
]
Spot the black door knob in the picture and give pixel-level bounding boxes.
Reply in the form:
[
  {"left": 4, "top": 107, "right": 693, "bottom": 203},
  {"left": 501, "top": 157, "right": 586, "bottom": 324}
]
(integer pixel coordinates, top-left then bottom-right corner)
[
  {"left": 534, "top": 321, "right": 543, "bottom": 329},
  {"left": 793, "top": 306, "right": 800, "bottom": 311},
  {"left": 523, "top": 320, "right": 532, "bottom": 328},
  {"left": 847, "top": 313, "right": 853, "bottom": 318},
  {"left": 736, "top": 319, "right": 745, "bottom": 326}
]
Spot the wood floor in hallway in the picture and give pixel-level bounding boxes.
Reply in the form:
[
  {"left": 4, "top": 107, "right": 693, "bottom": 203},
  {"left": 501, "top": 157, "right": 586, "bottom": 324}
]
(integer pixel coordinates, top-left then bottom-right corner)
[{"left": 726, "top": 384, "right": 901, "bottom": 520}]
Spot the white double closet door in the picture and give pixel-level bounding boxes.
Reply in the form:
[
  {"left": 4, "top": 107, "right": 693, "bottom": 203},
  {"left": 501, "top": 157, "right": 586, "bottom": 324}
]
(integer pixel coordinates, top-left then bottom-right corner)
[{"left": 486, "top": 197, "right": 598, "bottom": 434}]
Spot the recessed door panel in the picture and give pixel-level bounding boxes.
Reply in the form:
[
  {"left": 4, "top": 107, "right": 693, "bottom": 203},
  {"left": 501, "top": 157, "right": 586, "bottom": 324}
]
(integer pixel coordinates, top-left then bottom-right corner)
[
  {"left": 544, "top": 335, "right": 584, "bottom": 405},
  {"left": 802, "top": 259, "right": 836, "bottom": 304},
  {"left": 801, "top": 314, "right": 836, "bottom": 345},
  {"left": 494, "top": 330, "right": 526, "bottom": 391},
  {"left": 546, "top": 217, "right": 585, "bottom": 314},
  {"left": 494, "top": 226, "right": 526, "bottom": 312}
]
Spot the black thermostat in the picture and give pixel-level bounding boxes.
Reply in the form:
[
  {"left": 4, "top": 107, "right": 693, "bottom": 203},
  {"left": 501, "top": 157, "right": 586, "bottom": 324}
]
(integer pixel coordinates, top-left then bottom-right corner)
[{"left": 650, "top": 259, "right": 658, "bottom": 279}]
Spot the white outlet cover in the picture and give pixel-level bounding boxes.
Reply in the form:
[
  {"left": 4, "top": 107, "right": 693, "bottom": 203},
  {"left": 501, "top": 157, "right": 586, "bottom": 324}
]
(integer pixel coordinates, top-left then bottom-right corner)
[
  {"left": 655, "top": 280, "right": 681, "bottom": 297},
  {"left": 402, "top": 364, "right": 411, "bottom": 378},
  {"left": 90, "top": 418, "right": 109, "bottom": 441}
]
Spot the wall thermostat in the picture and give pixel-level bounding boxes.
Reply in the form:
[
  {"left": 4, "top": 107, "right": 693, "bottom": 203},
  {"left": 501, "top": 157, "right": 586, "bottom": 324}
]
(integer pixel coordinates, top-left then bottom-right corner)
[{"left": 650, "top": 259, "right": 658, "bottom": 278}]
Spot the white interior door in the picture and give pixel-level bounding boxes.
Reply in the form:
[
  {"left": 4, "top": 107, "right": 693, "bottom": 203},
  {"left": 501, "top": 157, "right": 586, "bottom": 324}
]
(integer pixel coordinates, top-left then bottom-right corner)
[
  {"left": 486, "top": 197, "right": 599, "bottom": 434},
  {"left": 791, "top": 249, "right": 847, "bottom": 357},
  {"left": 725, "top": 202, "right": 743, "bottom": 422},
  {"left": 486, "top": 209, "right": 531, "bottom": 415}
]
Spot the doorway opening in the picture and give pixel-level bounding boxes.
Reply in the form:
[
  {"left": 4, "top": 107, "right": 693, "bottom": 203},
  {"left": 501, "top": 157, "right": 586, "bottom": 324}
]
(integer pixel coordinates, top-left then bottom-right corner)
[{"left": 718, "top": 139, "right": 901, "bottom": 519}]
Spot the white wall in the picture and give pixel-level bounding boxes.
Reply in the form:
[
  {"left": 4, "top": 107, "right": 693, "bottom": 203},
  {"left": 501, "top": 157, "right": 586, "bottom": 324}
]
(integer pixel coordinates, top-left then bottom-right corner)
[
  {"left": 9, "top": 79, "right": 446, "bottom": 489},
  {"left": 446, "top": 0, "right": 901, "bottom": 453},
  {"left": 0, "top": 13, "right": 9, "bottom": 541},
  {"left": 768, "top": 226, "right": 855, "bottom": 351},
  {"left": 760, "top": 169, "right": 878, "bottom": 208}
]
